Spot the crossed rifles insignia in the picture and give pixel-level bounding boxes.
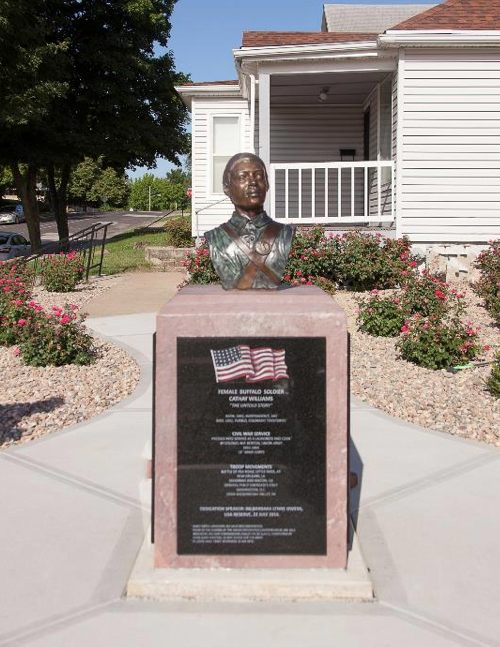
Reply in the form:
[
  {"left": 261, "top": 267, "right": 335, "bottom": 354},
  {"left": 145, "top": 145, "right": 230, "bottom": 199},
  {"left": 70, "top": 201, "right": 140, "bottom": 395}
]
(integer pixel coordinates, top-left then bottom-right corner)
[{"left": 222, "top": 222, "right": 281, "bottom": 289}]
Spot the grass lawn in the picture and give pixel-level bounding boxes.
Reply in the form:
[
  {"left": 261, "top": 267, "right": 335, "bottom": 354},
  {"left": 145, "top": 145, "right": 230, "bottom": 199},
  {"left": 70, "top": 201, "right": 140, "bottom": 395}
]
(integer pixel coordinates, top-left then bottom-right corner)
[{"left": 100, "top": 218, "right": 193, "bottom": 275}]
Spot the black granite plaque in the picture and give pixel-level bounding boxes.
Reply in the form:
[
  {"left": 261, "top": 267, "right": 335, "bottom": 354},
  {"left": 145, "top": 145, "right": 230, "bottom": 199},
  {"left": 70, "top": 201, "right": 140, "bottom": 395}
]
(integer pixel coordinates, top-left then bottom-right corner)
[{"left": 177, "top": 337, "right": 326, "bottom": 555}]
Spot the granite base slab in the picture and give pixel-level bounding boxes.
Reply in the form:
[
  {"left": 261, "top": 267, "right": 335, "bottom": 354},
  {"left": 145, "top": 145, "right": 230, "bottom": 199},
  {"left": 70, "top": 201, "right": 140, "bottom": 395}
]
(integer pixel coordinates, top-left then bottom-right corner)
[{"left": 126, "top": 524, "right": 374, "bottom": 602}]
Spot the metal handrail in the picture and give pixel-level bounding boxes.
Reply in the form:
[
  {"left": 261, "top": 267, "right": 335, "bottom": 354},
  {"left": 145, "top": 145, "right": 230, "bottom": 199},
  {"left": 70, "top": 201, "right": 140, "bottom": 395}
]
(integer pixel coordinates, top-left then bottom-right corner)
[{"left": 24, "top": 221, "right": 111, "bottom": 281}]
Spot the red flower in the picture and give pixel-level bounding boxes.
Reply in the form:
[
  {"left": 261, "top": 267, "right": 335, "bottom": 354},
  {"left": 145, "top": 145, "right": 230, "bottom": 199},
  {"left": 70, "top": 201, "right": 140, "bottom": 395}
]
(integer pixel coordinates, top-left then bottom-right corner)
[
  {"left": 17, "top": 318, "right": 27, "bottom": 327},
  {"left": 434, "top": 289, "right": 446, "bottom": 300}
]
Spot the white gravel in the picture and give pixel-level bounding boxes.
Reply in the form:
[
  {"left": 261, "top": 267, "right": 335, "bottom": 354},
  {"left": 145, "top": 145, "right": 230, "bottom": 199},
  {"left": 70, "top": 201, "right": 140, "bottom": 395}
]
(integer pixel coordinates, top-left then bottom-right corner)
[
  {"left": 0, "top": 276, "right": 140, "bottom": 449},
  {"left": 334, "top": 286, "right": 500, "bottom": 446}
]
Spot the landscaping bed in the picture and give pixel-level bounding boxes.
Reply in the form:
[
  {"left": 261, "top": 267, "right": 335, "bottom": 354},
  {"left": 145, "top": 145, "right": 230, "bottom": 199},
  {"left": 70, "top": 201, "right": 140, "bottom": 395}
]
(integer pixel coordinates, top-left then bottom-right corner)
[
  {"left": 0, "top": 270, "right": 139, "bottom": 449},
  {"left": 0, "top": 336, "right": 140, "bottom": 448},
  {"left": 336, "top": 287, "right": 499, "bottom": 446}
]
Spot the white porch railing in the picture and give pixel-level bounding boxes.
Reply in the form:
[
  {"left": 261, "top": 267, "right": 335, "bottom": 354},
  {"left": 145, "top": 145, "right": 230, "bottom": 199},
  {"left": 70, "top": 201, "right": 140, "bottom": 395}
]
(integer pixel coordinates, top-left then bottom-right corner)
[{"left": 270, "top": 161, "right": 395, "bottom": 224}]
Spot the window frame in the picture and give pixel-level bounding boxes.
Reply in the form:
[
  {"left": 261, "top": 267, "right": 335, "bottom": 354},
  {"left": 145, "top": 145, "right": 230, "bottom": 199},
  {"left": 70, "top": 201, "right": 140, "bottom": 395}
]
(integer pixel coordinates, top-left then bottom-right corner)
[{"left": 208, "top": 113, "right": 243, "bottom": 197}]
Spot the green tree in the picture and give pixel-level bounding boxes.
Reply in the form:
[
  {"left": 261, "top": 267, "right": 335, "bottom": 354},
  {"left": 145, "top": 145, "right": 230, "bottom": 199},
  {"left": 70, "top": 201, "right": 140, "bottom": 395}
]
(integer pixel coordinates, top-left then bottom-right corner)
[
  {"left": 129, "top": 175, "right": 190, "bottom": 211},
  {"left": 0, "top": 0, "right": 189, "bottom": 248},
  {"left": 89, "top": 168, "right": 129, "bottom": 208},
  {"left": 68, "top": 157, "right": 130, "bottom": 209},
  {"left": 0, "top": 0, "right": 69, "bottom": 249},
  {"left": 0, "top": 167, "right": 14, "bottom": 198},
  {"left": 67, "top": 157, "right": 102, "bottom": 206}
]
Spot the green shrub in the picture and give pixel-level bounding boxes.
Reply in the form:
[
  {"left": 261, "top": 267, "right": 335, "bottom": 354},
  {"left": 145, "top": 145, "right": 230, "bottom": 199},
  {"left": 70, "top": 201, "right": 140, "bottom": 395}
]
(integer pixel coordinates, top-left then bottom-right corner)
[
  {"left": 486, "top": 353, "right": 500, "bottom": 398},
  {"left": 473, "top": 240, "right": 500, "bottom": 324},
  {"left": 0, "top": 262, "right": 33, "bottom": 345},
  {"left": 19, "top": 304, "right": 95, "bottom": 366},
  {"left": 401, "top": 271, "right": 465, "bottom": 319},
  {"left": 163, "top": 216, "right": 193, "bottom": 248},
  {"left": 397, "top": 315, "right": 481, "bottom": 370},
  {"left": 358, "top": 292, "right": 406, "bottom": 337},
  {"left": 0, "top": 260, "right": 35, "bottom": 289},
  {"left": 40, "top": 252, "right": 84, "bottom": 292},
  {"left": 331, "top": 232, "right": 420, "bottom": 291},
  {"left": 283, "top": 229, "right": 420, "bottom": 291},
  {"left": 182, "top": 241, "right": 219, "bottom": 284},
  {"left": 284, "top": 227, "right": 336, "bottom": 284}
]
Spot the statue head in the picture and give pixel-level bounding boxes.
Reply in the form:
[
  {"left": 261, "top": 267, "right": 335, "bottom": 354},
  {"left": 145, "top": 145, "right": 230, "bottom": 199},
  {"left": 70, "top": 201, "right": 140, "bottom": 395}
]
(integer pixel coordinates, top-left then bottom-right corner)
[{"left": 223, "top": 152, "right": 269, "bottom": 218}]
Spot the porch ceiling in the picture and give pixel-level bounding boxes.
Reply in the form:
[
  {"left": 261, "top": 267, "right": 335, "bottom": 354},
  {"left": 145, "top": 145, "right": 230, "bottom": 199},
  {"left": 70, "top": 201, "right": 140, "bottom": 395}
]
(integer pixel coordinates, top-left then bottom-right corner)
[{"left": 270, "top": 71, "right": 389, "bottom": 105}]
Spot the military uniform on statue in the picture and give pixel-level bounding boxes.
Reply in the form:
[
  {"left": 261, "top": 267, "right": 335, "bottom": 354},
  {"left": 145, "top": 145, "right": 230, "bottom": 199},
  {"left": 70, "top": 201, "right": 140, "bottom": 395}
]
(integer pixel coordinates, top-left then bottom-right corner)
[
  {"left": 204, "top": 152, "right": 294, "bottom": 290},
  {"left": 205, "top": 210, "right": 294, "bottom": 290}
]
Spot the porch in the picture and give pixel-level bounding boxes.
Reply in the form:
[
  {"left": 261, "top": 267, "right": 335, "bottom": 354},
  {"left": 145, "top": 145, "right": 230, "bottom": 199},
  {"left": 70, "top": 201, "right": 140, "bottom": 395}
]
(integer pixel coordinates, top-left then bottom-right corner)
[{"left": 255, "top": 66, "right": 397, "bottom": 226}]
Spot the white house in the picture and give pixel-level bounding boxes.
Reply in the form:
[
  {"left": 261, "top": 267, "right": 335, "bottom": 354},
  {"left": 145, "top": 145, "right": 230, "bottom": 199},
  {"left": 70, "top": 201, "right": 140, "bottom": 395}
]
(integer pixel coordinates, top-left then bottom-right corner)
[{"left": 177, "top": 0, "right": 500, "bottom": 273}]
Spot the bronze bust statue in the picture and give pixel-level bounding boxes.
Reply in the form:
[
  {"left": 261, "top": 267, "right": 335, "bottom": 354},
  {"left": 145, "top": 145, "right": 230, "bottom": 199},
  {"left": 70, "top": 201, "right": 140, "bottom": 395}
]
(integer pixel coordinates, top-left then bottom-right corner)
[{"left": 205, "top": 153, "right": 294, "bottom": 290}]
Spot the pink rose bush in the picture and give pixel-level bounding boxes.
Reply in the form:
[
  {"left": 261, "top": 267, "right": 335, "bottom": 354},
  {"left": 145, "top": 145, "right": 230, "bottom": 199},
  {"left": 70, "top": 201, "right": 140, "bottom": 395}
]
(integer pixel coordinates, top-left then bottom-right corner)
[
  {"left": 396, "top": 314, "right": 481, "bottom": 370},
  {"left": 0, "top": 260, "right": 94, "bottom": 366},
  {"left": 473, "top": 240, "right": 499, "bottom": 325},
  {"left": 40, "top": 251, "right": 84, "bottom": 292}
]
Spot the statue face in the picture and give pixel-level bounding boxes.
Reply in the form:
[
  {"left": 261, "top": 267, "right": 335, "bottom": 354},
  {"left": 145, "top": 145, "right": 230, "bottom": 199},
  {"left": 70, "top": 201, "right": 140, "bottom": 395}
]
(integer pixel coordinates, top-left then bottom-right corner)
[{"left": 224, "top": 158, "right": 268, "bottom": 216}]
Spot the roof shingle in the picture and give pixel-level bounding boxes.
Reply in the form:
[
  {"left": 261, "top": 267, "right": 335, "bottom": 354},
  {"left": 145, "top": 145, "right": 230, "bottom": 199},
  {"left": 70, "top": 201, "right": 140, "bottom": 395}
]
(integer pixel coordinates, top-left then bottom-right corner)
[
  {"left": 391, "top": 0, "right": 500, "bottom": 30},
  {"left": 322, "top": 4, "right": 437, "bottom": 33},
  {"left": 242, "top": 31, "right": 378, "bottom": 47}
]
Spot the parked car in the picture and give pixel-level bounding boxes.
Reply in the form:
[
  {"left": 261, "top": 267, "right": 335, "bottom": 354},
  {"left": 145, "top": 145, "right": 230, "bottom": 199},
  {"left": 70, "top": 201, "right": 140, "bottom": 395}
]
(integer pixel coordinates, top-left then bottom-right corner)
[
  {"left": 0, "top": 232, "right": 31, "bottom": 260},
  {"left": 0, "top": 204, "right": 25, "bottom": 225}
]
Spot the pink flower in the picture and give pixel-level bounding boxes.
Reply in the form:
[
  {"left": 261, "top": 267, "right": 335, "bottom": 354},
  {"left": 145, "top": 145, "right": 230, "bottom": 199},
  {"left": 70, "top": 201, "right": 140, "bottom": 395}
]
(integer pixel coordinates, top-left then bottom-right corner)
[
  {"left": 401, "top": 323, "right": 409, "bottom": 334},
  {"left": 434, "top": 289, "right": 446, "bottom": 300},
  {"left": 17, "top": 319, "right": 27, "bottom": 327},
  {"left": 59, "top": 314, "right": 72, "bottom": 325},
  {"left": 370, "top": 289, "right": 379, "bottom": 295},
  {"left": 12, "top": 347, "right": 20, "bottom": 357},
  {"left": 483, "top": 345, "right": 491, "bottom": 351},
  {"left": 13, "top": 299, "right": 23, "bottom": 306},
  {"left": 410, "top": 260, "right": 417, "bottom": 268}
]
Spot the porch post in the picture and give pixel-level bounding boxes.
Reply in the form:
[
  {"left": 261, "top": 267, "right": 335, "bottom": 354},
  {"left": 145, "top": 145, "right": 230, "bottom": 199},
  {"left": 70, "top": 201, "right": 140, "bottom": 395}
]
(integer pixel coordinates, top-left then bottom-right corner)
[{"left": 258, "top": 72, "right": 271, "bottom": 212}]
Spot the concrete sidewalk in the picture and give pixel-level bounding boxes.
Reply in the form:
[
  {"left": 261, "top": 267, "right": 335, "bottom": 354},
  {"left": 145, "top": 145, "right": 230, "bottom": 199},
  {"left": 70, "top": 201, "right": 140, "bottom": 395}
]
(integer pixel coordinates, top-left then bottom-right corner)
[{"left": 1, "top": 291, "right": 499, "bottom": 645}]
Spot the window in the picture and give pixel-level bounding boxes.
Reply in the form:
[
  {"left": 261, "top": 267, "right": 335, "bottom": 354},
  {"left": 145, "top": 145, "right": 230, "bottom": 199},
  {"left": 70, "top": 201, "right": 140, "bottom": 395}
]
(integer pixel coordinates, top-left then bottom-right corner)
[{"left": 211, "top": 115, "right": 240, "bottom": 193}]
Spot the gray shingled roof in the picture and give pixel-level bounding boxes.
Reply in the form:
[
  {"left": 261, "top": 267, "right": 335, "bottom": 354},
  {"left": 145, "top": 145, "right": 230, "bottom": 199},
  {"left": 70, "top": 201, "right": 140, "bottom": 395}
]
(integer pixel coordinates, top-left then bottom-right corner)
[{"left": 321, "top": 3, "right": 439, "bottom": 33}]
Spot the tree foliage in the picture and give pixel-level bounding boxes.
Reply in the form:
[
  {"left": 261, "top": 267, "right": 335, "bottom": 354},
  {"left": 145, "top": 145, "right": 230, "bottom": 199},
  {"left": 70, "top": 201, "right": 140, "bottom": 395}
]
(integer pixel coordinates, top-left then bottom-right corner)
[
  {"left": 68, "top": 157, "right": 129, "bottom": 208},
  {"left": 0, "top": 0, "right": 189, "bottom": 248},
  {"left": 0, "top": 167, "right": 14, "bottom": 198},
  {"left": 129, "top": 174, "right": 190, "bottom": 211}
]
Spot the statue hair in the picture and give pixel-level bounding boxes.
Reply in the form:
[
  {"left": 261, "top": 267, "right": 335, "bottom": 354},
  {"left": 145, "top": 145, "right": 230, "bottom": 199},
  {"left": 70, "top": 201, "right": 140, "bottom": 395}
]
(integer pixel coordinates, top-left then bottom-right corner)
[{"left": 222, "top": 153, "right": 268, "bottom": 189}]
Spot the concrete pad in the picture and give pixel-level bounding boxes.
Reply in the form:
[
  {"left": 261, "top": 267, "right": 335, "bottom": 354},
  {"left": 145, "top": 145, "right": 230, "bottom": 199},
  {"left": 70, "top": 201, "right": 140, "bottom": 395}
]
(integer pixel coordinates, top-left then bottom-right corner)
[
  {"left": 21, "top": 600, "right": 465, "bottom": 647},
  {"left": 357, "top": 455, "right": 500, "bottom": 646},
  {"left": 127, "top": 524, "right": 373, "bottom": 602},
  {"left": 0, "top": 456, "right": 141, "bottom": 639},
  {"left": 85, "top": 272, "right": 185, "bottom": 317},
  {"left": 87, "top": 313, "right": 157, "bottom": 338},
  {"left": 351, "top": 407, "right": 493, "bottom": 507},
  {"left": 8, "top": 410, "right": 150, "bottom": 505}
]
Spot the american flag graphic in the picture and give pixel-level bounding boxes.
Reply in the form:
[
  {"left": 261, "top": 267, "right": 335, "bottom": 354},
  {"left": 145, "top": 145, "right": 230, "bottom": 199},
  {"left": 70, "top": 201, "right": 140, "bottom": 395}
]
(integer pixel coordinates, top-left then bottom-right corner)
[{"left": 210, "top": 345, "right": 289, "bottom": 384}]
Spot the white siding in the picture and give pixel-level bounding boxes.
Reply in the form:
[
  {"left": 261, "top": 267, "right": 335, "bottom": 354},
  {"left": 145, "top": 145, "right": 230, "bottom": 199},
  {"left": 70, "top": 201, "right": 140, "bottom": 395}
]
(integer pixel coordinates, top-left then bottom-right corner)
[
  {"left": 192, "top": 98, "right": 252, "bottom": 236},
  {"left": 400, "top": 49, "right": 500, "bottom": 242}
]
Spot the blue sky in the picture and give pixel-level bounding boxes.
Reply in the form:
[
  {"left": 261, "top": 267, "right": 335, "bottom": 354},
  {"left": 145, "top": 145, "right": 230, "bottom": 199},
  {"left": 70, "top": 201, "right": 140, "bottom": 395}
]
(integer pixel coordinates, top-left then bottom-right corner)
[{"left": 129, "top": 0, "right": 438, "bottom": 178}]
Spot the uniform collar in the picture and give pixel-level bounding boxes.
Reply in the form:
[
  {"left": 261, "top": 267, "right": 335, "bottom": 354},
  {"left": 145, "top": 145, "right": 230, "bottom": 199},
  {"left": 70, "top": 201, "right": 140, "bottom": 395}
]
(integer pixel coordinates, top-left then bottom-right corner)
[{"left": 229, "top": 211, "right": 271, "bottom": 233}]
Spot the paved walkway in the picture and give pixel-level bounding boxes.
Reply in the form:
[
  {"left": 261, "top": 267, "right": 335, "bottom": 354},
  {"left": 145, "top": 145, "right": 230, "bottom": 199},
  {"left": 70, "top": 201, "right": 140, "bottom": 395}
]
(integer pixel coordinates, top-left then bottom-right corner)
[{"left": 1, "top": 279, "right": 499, "bottom": 646}]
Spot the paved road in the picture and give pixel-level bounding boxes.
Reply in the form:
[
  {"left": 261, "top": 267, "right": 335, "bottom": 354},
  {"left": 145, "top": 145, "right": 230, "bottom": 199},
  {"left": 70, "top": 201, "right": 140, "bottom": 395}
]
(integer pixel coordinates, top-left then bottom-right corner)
[{"left": 0, "top": 210, "right": 171, "bottom": 246}]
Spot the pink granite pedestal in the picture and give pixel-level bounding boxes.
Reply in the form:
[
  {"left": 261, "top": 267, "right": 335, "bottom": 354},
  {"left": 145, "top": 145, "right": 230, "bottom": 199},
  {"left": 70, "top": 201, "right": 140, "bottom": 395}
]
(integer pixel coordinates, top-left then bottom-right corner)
[{"left": 153, "top": 285, "right": 349, "bottom": 571}]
